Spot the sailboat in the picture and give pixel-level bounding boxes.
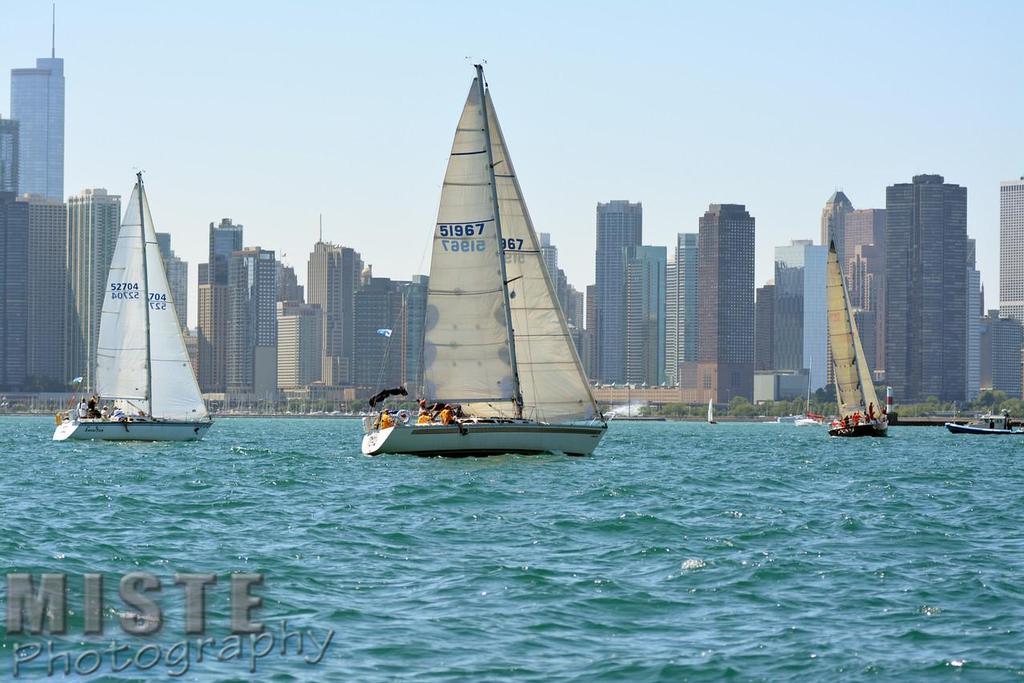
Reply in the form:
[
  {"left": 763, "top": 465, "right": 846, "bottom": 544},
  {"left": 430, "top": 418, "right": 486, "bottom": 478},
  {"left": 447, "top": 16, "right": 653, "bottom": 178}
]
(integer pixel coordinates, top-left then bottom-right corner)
[
  {"left": 825, "top": 240, "right": 886, "bottom": 437},
  {"left": 707, "top": 399, "right": 716, "bottom": 424},
  {"left": 361, "top": 66, "right": 606, "bottom": 456},
  {"left": 794, "top": 359, "right": 824, "bottom": 426},
  {"left": 53, "top": 174, "right": 212, "bottom": 442}
]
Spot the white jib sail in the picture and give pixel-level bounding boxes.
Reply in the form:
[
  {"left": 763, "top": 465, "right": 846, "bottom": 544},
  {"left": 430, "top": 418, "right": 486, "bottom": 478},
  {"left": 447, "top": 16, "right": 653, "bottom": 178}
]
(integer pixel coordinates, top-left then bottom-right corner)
[
  {"left": 94, "top": 182, "right": 207, "bottom": 421},
  {"left": 826, "top": 242, "right": 880, "bottom": 418},
  {"left": 480, "top": 91, "right": 599, "bottom": 423},
  {"left": 423, "top": 78, "right": 516, "bottom": 407}
]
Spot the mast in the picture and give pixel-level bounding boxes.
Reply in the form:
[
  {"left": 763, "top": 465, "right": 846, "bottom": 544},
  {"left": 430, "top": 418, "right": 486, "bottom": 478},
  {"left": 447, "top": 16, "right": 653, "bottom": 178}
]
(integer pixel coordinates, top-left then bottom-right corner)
[
  {"left": 137, "top": 172, "right": 154, "bottom": 416},
  {"left": 476, "top": 63, "right": 524, "bottom": 418}
]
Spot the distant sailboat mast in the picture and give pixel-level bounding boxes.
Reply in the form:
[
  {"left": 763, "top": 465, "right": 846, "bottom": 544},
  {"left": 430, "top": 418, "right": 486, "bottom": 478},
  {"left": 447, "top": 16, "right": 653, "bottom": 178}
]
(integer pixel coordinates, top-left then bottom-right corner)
[
  {"left": 137, "top": 172, "right": 154, "bottom": 415},
  {"left": 476, "top": 63, "right": 524, "bottom": 419}
]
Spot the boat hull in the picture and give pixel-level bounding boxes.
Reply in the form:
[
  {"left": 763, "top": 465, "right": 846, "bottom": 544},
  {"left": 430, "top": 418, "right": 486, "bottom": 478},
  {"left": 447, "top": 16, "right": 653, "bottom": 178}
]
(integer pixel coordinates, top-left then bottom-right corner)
[
  {"left": 53, "top": 420, "right": 212, "bottom": 442},
  {"left": 945, "top": 422, "right": 1024, "bottom": 435},
  {"left": 361, "top": 421, "right": 607, "bottom": 457},
  {"left": 828, "top": 422, "right": 888, "bottom": 438}
]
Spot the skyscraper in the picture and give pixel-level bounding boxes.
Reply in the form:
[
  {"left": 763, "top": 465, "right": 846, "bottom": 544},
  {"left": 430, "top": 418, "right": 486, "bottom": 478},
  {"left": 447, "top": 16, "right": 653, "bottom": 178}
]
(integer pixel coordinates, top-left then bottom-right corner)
[
  {"left": 820, "top": 191, "right": 853, "bottom": 264},
  {"left": 695, "top": 204, "right": 755, "bottom": 402},
  {"left": 307, "top": 241, "right": 362, "bottom": 386},
  {"left": 583, "top": 284, "right": 598, "bottom": 380},
  {"left": 625, "top": 245, "right": 666, "bottom": 386},
  {"left": 966, "top": 238, "right": 981, "bottom": 401},
  {"left": 773, "top": 240, "right": 827, "bottom": 390},
  {"left": 277, "top": 264, "right": 304, "bottom": 304},
  {"left": 157, "top": 232, "right": 188, "bottom": 332},
  {"left": 0, "top": 117, "right": 18, "bottom": 193},
  {"left": 276, "top": 301, "right": 323, "bottom": 388},
  {"left": 10, "top": 53, "right": 64, "bottom": 201},
  {"left": 197, "top": 219, "right": 242, "bottom": 392},
  {"left": 999, "top": 178, "right": 1024, "bottom": 323},
  {"left": 353, "top": 277, "right": 405, "bottom": 388},
  {"left": 227, "top": 247, "right": 278, "bottom": 396},
  {"left": 988, "top": 311, "right": 1024, "bottom": 398},
  {"left": 402, "top": 274, "right": 429, "bottom": 392},
  {"left": 844, "top": 208, "right": 886, "bottom": 376},
  {"left": 885, "top": 174, "right": 967, "bottom": 402},
  {"left": 665, "top": 233, "right": 699, "bottom": 385},
  {"left": 66, "top": 188, "right": 121, "bottom": 390},
  {"left": 25, "top": 193, "right": 66, "bottom": 388},
  {"left": 0, "top": 193, "right": 29, "bottom": 389},
  {"left": 754, "top": 283, "right": 775, "bottom": 372},
  {"left": 595, "top": 200, "right": 642, "bottom": 383}
]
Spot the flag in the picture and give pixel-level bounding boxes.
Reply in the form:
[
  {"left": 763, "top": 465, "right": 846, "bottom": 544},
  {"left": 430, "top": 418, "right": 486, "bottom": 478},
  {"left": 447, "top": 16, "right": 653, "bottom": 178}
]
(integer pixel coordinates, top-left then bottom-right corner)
[
  {"left": 70, "top": 376, "right": 84, "bottom": 384},
  {"left": 376, "top": 328, "right": 393, "bottom": 338}
]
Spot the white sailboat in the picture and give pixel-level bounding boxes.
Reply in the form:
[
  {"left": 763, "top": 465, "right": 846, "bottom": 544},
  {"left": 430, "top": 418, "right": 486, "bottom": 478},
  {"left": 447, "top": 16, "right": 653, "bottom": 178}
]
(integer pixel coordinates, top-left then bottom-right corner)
[
  {"left": 53, "top": 174, "right": 212, "bottom": 442},
  {"left": 361, "top": 66, "right": 606, "bottom": 456},
  {"left": 794, "top": 359, "right": 824, "bottom": 426},
  {"left": 707, "top": 399, "right": 716, "bottom": 424},
  {"left": 825, "top": 240, "right": 886, "bottom": 437}
]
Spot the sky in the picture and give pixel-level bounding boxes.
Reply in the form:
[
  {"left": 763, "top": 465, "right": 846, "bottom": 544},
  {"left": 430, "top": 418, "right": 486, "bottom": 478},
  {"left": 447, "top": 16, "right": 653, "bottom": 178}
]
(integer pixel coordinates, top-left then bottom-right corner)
[{"left": 3, "top": 0, "right": 1022, "bottom": 328}]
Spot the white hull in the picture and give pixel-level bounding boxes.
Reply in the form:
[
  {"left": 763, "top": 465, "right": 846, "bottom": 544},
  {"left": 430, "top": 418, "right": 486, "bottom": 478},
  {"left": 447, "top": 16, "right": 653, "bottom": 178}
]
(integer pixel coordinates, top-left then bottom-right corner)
[
  {"left": 794, "top": 417, "right": 823, "bottom": 427},
  {"left": 53, "top": 419, "right": 212, "bottom": 442},
  {"left": 362, "top": 421, "right": 607, "bottom": 457}
]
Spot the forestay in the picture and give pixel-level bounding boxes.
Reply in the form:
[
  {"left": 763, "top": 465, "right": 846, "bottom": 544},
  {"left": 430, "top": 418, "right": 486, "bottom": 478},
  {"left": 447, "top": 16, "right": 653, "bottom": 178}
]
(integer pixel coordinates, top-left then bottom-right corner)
[
  {"left": 826, "top": 242, "right": 880, "bottom": 418},
  {"left": 95, "top": 182, "right": 208, "bottom": 421},
  {"left": 423, "top": 79, "right": 515, "bottom": 406}
]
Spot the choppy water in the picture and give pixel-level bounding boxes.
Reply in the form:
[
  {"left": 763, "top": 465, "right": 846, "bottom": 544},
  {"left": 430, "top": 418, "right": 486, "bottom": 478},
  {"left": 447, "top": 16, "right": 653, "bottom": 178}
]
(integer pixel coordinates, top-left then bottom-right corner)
[{"left": 2, "top": 417, "right": 1024, "bottom": 681}]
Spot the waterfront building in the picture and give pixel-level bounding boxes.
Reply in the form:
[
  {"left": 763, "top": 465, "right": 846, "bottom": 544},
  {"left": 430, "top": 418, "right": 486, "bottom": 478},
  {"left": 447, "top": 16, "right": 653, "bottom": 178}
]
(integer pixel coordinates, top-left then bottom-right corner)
[
  {"left": 0, "top": 193, "right": 29, "bottom": 389},
  {"left": 0, "top": 117, "right": 17, "bottom": 193},
  {"left": 276, "top": 301, "right": 323, "bottom": 388},
  {"left": 665, "top": 233, "right": 699, "bottom": 384},
  {"left": 307, "top": 241, "right": 363, "bottom": 386},
  {"left": 66, "top": 188, "right": 121, "bottom": 390},
  {"left": 985, "top": 310, "right": 1024, "bottom": 398},
  {"left": 692, "top": 204, "right": 755, "bottom": 402},
  {"left": 625, "top": 245, "right": 666, "bottom": 386},
  {"left": 999, "top": 178, "right": 1024, "bottom": 323},
  {"left": 197, "top": 219, "right": 242, "bottom": 393},
  {"left": 754, "top": 282, "right": 775, "bottom": 372},
  {"left": 10, "top": 53, "right": 64, "bottom": 200},
  {"left": 885, "top": 174, "right": 967, "bottom": 402},
  {"left": 226, "top": 247, "right": 278, "bottom": 396},
  {"left": 595, "top": 200, "right": 642, "bottom": 383},
  {"left": 353, "top": 277, "right": 405, "bottom": 388},
  {"left": 24, "top": 193, "right": 66, "bottom": 388},
  {"left": 774, "top": 239, "right": 827, "bottom": 390},
  {"left": 156, "top": 232, "right": 188, "bottom": 332}
]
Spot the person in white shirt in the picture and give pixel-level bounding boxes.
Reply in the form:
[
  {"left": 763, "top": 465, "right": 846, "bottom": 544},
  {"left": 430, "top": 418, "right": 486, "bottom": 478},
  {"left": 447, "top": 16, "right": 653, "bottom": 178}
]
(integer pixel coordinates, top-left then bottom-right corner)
[{"left": 77, "top": 399, "right": 88, "bottom": 419}]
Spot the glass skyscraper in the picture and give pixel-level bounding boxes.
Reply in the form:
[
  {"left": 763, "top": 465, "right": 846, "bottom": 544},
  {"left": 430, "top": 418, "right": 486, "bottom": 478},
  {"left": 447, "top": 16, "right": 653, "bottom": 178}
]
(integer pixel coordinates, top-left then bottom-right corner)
[
  {"left": 0, "top": 117, "right": 18, "bottom": 193},
  {"left": 10, "top": 57, "right": 64, "bottom": 201},
  {"left": 595, "top": 200, "right": 642, "bottom": 384},
  {"left": 773, "top": 240, "right": 827, "bottom": 391}
]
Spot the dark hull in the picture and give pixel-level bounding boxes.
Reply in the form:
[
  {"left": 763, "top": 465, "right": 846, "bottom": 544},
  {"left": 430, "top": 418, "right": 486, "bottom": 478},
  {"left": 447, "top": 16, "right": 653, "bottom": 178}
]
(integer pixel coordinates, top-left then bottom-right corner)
[
  {"left": 945, "top": 423, "right": 1024, "bottom": 435},
  {"left": 828, "top": 423, "right": 888, "bottom": 438}
]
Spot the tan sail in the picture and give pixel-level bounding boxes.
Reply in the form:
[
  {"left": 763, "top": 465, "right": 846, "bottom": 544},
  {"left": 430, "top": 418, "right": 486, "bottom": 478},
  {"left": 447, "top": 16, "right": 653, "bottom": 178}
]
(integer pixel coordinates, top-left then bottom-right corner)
[{"left": 826, "top": 241, "right": 880, "bottom": 418}]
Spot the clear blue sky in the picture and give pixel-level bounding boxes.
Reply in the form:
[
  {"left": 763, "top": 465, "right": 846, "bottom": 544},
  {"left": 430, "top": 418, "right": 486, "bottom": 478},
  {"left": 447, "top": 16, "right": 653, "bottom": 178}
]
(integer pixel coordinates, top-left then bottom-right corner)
[{"left": 4, "top": 1, "right": 1021, "bottom": 327}]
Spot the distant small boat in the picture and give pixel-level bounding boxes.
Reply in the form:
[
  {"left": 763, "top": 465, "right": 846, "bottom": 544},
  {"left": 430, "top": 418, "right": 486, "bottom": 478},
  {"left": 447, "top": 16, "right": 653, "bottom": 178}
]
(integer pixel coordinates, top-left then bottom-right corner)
[
  {"left": 707, "top": 399, "right": 716, "bottom": 425},
  {"left": 946, "top": 412, "right": 1024, "bottom": 435}
]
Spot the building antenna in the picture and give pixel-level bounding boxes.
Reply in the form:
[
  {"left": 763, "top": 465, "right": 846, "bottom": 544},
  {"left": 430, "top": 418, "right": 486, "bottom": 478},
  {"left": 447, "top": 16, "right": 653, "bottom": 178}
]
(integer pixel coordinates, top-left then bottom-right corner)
[
  {"left": 319, "top": 213, "right": 323, "bottom": 243},
  {"left": 51, "top": 3, "right": 55, "bottom": 58}
]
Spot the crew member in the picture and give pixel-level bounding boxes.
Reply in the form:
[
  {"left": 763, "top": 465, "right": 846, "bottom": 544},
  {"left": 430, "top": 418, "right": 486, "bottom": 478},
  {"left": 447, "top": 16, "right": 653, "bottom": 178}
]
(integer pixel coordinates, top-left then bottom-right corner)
[
  {"left": 379, "top": 411, "right": 394, "bottom": 429},
  {"left": 439, "top": 405, "right": 455, "bottom": 425}
]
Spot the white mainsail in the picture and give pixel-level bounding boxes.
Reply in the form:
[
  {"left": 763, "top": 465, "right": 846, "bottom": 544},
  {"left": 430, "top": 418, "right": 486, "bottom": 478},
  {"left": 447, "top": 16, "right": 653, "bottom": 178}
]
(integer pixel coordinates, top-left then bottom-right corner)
[
  {"left": 423, "top": 79, "right": 515, "bottom": 406},
  {"left": 95, "top": 181, "right": 207, "bottom": 421},
  {"left": 422, "top": 75, "right": 599, "bottom": 423},
  {"left": 826, "top": 241, "right": 880, "bottom": 418}
]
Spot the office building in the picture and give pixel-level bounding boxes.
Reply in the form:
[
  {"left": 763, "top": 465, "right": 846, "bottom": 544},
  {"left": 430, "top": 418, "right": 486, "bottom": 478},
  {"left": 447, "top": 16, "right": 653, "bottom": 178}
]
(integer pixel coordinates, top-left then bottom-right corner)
[
  {"left": 966, "top": 238, "right": 981, "bottom": 401},
  {"left": 0, "top": 117, "right": 17, "bottom": 193},
  {"left": 773, "top": 240, "right": 827, "bottom": 390},
  {"left": 353, "top": 277, "right": 405, "bottom": 388},
  {"left": 24, "top": 193, "right": 66, "bottom": 388},
  {"left": 665, "top": 233, "right": 699, "bottom": 384},
  {"left": 984, "top": 311, "right": 1024, "bottom": 398},
  {"left": 885, "top": 174, "right": 967, "bottom": 402},
  {"left": 0, "top": 193, "right": 29, "bottom": 389},
  {"left": 844, "top": 208, "right": 886, "bottom": 376},
  {"left": 197, "top": 219, "right": 242, "bottom": 392},
  {"left": 277, "top": 264, "right": 304, "bottom": 303},
  {"left": 156, "top": 232, "right": 188, "bottom": 332},
  {"left": 692, "top": 204, "right": 755, "bottom": 402},
  {"left": 820, "top": 191, "right": 853, "bottom": 264},
  {"left": 402, "top": 274, "right": 429, "bottom": 391},
  {"left": 625, "top": 245, "right": 666, "bottom": 386},
  {"left": 755, "top": 283, "right": 775, "bottom": 372},
  {"left": 226, "top": 247, "right": 278, "bottom": 396},
  {"left": 1000, "top": 178, "right": 1024, "bottom": 323},
  {"left": 66, "top": 189, "right": 121, "bottom": 390},
  {"left": 595, "top": 200, "right": 642, "bottom": 383},
  {"left": 307, "top": 241, "right": 363, "bottom": 386},
  {"left": 277, "top": 301, "right": 323, "bottom": 388},
  {"left": 10, "top": 53, "right": 64, "bottom": 200},
  {"left": 583, "top": 284, "right": 598, "bottom": 380}
]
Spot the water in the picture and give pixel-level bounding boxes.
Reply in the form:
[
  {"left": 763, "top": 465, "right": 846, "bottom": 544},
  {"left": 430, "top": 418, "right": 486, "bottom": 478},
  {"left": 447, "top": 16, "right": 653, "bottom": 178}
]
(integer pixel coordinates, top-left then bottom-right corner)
[{"left": 2, "top": 417, "right": 1023, "bottom": 681}]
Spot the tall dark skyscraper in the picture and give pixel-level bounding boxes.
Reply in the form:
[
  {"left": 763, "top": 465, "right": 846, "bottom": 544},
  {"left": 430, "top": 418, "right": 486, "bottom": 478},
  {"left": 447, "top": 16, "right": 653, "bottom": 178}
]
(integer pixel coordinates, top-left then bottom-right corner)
[
  {"left": 594, "top": 200, "right": 642, "bottom": 383},
  {"left": 227, "top": 247, "right": 278, "bottom": 396},
  {"left": 0, "top": 193, "right": 29, "bottom": 389},
  {"left": 307, "top": 241, "right": 363, "bottom": 386},
  {"left": 820, "top": 191, "right": 853, "bottom": 264},
  {"left": 754, "top": 283, "right": 775, "bottom": 372},
  {"left": 885, "top": 174, "right": 967, "bottom": 402},
  {"left": 10, "top": 50, "right": 64, "bottom": 201},
  {"left": 353, "top": 277, "right": 405, "bottom": 388},
  {"left": 0, "top": 117, "right": 18, "bottom": 193},
  {"left": 198, "top": 219, "right": 243, "bottom": 392},
  {"left": 25, "top": 193, "right": 66, "bottom": 389},
  {"left": 696, "top": 204, "right": 755, "bottom": 402}
]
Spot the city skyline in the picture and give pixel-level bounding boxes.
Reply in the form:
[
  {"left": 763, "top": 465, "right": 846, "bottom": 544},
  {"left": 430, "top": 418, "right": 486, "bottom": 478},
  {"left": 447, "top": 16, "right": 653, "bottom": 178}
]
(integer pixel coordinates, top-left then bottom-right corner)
[{"left": 2, "top": 2, "right": 1021, "bottom": 330}]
